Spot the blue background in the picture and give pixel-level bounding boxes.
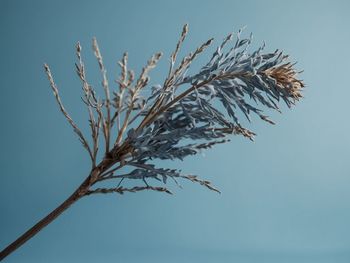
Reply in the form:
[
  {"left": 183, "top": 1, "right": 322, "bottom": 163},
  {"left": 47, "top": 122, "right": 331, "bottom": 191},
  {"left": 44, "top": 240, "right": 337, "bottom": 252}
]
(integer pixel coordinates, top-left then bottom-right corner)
[{"left": 1, "top": 0, "right": 350, "bottom": 262}]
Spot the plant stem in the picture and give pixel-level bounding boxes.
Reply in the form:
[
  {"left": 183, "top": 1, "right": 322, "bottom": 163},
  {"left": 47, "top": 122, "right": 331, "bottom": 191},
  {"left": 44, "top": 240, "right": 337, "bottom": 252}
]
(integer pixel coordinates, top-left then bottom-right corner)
[
  {"left": 0, "top": 154, "right": 119, "bottom": 261},
  {"left": 0, "top": 176, "right": 92, "bottom": 261}
]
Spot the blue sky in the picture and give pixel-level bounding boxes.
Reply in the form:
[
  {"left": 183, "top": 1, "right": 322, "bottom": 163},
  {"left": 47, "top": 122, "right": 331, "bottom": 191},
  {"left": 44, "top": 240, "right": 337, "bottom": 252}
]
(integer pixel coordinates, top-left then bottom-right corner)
[{"left": 1, "top": 0, "right": 350, "bottom": 262}]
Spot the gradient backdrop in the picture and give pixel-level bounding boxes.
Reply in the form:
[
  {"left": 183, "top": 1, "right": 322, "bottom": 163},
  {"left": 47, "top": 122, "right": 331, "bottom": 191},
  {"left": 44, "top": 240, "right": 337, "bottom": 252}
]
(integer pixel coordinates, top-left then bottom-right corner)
[{"left": 1, "top": 0, "right": 350, "bottom": 262}]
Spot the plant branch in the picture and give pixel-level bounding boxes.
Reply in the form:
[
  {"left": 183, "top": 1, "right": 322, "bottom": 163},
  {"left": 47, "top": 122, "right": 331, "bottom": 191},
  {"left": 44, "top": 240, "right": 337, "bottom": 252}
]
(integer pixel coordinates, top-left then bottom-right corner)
[
  {"left": 44, "top": 64, "right": 94, "bottom": 162},
  {"left": 92, "top": 37, "right": 112, "bottom": 153},
  {"left": 76, "top": 42, "right": 100, "bottom": 167},
  {"left": 86, "top": 185, "right": 173, "bottom": 195},
  {"left": 1, "top": 24, "right": 304, "bottom": 261},
  {"left": 137, "top": 74, "right": 217, "bottom": 131}
]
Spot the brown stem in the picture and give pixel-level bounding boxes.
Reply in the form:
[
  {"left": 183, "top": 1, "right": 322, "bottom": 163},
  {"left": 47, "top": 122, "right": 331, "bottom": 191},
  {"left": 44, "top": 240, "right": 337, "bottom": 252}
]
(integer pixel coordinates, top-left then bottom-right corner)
[
  {"left": 0, "top": 176, "right": 92, "bottom": 261},
  {"left": 0, "top": 155, "right": 118, "bottom": 261}
]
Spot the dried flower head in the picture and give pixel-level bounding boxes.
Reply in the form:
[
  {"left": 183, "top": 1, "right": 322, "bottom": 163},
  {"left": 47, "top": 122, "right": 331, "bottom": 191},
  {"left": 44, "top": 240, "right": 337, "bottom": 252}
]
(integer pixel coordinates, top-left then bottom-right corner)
[{"left": 263, "top": 62, "right": 304, "bottom": 102}]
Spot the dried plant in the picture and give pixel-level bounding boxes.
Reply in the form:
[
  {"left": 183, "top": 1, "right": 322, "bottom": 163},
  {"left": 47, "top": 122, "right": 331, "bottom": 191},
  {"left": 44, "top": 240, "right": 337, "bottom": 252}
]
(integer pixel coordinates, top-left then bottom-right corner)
[{"left": 0, "top": 24, "right": 304, "bottom": 260}]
